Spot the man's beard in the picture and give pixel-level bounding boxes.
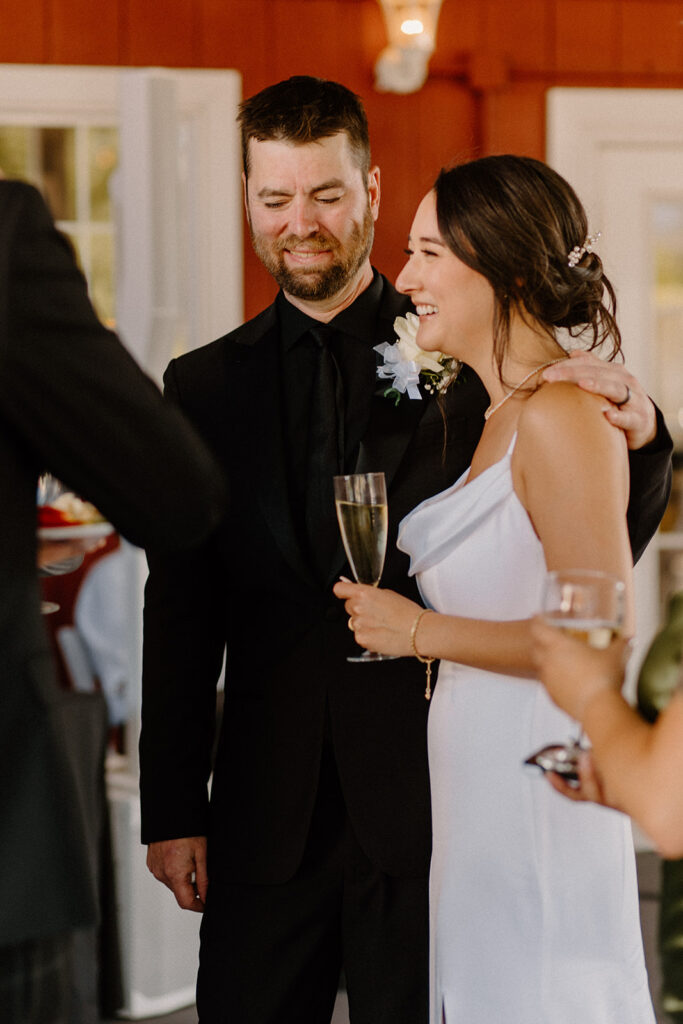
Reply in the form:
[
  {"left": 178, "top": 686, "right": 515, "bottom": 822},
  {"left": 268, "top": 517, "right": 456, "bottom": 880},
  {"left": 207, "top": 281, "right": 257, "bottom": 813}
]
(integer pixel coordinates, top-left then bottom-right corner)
[{"left": 249, "top": 206, "right": 375, "bottom": 302}]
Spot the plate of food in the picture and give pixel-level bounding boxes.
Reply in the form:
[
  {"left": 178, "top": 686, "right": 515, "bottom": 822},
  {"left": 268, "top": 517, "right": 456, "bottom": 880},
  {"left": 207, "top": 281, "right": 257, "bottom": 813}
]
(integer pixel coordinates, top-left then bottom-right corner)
[{"left": 37, "top": 491, "right": 113, "bottom": 540}]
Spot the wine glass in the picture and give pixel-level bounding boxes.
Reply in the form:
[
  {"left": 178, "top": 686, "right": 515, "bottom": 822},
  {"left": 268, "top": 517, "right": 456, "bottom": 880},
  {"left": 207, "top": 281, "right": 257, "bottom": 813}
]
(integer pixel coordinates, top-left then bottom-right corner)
[
  {"left": 334, "top": 472, "right": 397, "bottom": 663},
  {"left": 524, "top": 569, "right": 625, "bottom": 783},
  {"left": 36, "top": 474, "right": 65, "bottom": 613},
  {"left": 37, "top": 472, "right": 65, "bottom": 509}
]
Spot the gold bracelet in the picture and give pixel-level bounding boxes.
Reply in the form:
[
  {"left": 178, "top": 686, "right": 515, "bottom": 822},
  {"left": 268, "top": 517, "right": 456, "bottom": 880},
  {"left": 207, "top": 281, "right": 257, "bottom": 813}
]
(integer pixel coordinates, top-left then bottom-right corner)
[{"left": 410, "top": 608, "right": 435, "bottom": 700}]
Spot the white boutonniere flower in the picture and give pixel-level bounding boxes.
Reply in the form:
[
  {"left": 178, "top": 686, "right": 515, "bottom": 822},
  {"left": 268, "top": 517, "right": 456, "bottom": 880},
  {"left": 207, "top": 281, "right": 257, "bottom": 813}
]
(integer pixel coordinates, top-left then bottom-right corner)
[{"left": 374, "top": 312, "right": 461, "bottom": 404}]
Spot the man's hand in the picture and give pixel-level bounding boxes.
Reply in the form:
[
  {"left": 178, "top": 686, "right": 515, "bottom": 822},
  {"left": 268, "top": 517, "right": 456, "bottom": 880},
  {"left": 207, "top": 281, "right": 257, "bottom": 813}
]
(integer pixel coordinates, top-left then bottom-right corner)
[
  {"left": 543, "top": 351, "right": 657, "bottom": 451},
  {"left": 146, "top": 836, "right": 208, "bottom": 912}
]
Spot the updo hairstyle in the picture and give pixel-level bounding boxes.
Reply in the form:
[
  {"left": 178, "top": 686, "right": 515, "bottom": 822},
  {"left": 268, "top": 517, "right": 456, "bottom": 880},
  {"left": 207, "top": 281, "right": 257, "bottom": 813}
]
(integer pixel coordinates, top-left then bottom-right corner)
[{"left": 433, "top": 155, "right": 621, "bottom": 380}]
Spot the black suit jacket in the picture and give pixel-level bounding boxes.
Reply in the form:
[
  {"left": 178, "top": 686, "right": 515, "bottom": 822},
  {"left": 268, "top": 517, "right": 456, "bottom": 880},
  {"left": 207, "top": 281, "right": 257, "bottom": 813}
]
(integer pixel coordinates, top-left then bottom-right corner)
[
  {"left": 140, "top": 274, "right": 672, "bottom": 884},
  {"left": 0, "top": 181, "right": 226, "bottom": 947}
]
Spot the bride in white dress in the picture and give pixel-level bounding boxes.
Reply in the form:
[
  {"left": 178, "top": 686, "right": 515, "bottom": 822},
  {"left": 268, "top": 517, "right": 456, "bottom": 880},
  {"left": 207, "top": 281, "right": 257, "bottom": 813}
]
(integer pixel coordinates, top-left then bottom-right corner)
[{"left": 335, "top": 156, "right": 655, "bottom": 1022}]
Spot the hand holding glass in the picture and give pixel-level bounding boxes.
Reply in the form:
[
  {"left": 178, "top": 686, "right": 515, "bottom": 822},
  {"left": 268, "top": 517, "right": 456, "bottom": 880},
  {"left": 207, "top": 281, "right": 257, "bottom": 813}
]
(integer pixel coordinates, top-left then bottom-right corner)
[
  {"left": 524, "top": 569, "right": 625, "bottom": 782},
  {"left": 334, "top": 472, "right": 396, "bottom": 663}
]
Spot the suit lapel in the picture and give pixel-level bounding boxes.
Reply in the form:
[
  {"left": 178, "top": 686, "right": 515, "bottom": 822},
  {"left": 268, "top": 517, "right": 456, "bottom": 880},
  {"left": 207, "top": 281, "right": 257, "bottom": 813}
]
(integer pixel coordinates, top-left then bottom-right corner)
[{"left": 355, "top": 279, "right": 431, "bottom": 490}]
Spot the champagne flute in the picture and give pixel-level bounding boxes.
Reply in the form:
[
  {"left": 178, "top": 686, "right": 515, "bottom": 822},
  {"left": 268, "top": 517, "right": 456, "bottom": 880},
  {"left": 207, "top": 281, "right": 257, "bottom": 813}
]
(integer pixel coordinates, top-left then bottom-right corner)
[
  {"left": 37, "top": 474, "right": 66, "bottom": 614},
  {"left": 524, "top": 569, "right": 625, "bottom": 782},
  {"left": 334, "top": 472, "right": 397, "bottom": 663}
]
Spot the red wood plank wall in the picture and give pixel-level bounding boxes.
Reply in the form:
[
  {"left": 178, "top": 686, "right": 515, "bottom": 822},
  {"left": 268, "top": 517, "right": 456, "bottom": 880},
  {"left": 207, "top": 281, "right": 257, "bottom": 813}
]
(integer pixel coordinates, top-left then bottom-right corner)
[{"left": 1, "top": 0, "right": 682, "bottom": 319}]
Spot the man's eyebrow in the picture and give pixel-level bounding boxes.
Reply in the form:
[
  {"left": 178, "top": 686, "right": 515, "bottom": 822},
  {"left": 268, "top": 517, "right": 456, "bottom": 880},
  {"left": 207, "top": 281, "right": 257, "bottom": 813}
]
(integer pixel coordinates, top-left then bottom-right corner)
[{"left": 256, "top": 179, "right": 346, "bottom": 199}]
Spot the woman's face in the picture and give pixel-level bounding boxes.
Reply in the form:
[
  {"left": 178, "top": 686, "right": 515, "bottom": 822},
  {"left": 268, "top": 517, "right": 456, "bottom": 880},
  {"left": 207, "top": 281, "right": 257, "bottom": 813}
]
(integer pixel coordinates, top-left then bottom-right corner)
[{"left": 396, "top": 190, "right": 495, "bottom": 362}]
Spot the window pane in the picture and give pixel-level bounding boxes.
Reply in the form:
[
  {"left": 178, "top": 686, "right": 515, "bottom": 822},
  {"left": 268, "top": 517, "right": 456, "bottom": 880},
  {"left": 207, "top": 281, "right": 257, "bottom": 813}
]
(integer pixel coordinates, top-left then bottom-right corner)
[
  {"left": 39, "top": 127, "right": 76, "bottom": 220},
  {"left": 653, "top": 201, "right": 683, "bottom": 613},
  {"left": 90, "top": 231, "right": 116, "bottom": 327},
  {"left": 653, "top": 201, "right": 683, "bottom": 451},
  {"left": 0, "top": 126, "right": 29, "bottom": 179},
  {"left": 88, "top": 126, "right": 118, "bottom": 222}
]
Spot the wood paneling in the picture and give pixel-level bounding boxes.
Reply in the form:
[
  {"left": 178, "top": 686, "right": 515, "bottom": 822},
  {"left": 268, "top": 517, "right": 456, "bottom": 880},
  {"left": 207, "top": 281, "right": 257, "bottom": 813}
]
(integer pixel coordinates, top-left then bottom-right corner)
[
  {"left": 1, "top": 0, "right": 682, "bottom": 320},
  {"left": 0, "top": 0, "right": 48, "bottom": 63},
  {"left": 554, "top": 0, "right": 620, "bottom": 74},
  {"left": 483, "top": 0, "right": 552, "bottom": 73},
  {"left": 480, "top": 86, "right": 547, "bottom": 159},
  {"left": 49, "top": 0, "right": 121, "bottom": 65},
  {"left": 123, "top": 0, "right": 199, "bottom": 67},
  {"left": 199, "top": 0, "right": 271, "bottom": 86},
  {"left": 619, "top": 1, "right": 683, "bottom": 75}
]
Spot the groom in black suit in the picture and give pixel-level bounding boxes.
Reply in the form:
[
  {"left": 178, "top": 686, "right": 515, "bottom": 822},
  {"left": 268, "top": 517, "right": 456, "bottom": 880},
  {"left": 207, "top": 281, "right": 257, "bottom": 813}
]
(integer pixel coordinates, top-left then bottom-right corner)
[{"left": 140, "top": 77, "right": 672, "bottom": 1024}]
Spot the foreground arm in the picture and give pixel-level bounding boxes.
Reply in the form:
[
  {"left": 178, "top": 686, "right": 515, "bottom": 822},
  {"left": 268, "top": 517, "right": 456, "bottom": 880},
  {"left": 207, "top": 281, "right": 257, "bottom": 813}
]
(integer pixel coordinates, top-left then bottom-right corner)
[
  {"left": 1, "top": 181, "right": 225, "bottom": 550},
  {"left": 532, "top": 619, "right": 683, "bottom": 858}
]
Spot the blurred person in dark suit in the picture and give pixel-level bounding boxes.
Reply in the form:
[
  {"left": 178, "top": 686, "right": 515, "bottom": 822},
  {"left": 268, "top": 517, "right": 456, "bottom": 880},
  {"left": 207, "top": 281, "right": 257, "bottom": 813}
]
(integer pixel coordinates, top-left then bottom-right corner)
[{"left": 0, "top": 179, "right": 226, "bottom": 1024}]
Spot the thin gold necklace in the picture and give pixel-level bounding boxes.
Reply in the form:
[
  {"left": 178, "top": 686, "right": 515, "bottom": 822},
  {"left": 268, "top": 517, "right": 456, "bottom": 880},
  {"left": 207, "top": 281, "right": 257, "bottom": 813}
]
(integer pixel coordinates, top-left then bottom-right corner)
[{"left": 484, "top": 358, "right": 566, "bottom": 421}]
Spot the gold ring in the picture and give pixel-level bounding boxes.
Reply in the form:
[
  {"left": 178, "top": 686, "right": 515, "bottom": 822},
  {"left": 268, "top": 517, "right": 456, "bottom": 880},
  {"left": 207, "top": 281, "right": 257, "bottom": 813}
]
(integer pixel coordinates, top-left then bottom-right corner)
[{"left": 348, "top": 617, "right": 355, "bottom": 631}]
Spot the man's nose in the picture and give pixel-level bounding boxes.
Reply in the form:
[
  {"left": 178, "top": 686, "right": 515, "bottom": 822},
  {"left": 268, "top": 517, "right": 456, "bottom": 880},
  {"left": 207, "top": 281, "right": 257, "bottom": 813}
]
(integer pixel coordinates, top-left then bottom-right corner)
[{"left": 289, "top": 196, "right": 320, "bottom": 238}]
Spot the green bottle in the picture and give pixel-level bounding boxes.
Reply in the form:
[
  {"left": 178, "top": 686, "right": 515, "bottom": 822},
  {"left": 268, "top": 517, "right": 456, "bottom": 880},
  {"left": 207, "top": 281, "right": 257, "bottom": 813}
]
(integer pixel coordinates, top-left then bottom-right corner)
[{"left": 637, "top": 591, "right": 683, "bottom": 724}]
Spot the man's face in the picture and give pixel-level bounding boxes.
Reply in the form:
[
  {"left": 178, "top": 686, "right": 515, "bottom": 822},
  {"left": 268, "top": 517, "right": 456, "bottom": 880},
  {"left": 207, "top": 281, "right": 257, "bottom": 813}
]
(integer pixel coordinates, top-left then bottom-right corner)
[{"left": 244, "top": 134, "right": 380, "bottom": 303}]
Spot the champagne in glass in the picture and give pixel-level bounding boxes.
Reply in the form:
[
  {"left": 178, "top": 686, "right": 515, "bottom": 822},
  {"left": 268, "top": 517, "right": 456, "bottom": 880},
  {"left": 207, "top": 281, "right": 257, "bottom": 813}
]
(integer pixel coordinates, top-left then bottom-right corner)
[
  {"left": 524, "top": 569, "right": 625, "bottom": 781},
  {"left": 334, "top": 472, "right": 396, "bottom": 663},
  {"left": 541, "top": 569, "right": 625, "bottom": 649}
]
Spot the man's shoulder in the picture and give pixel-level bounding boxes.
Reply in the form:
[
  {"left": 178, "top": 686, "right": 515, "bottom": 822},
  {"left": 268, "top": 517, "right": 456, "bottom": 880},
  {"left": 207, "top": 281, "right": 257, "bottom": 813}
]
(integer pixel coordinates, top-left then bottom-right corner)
[
  {"left": 0, "top": 178, "right": 43, "bottom": 212},
  {"left": 0, "top": 179, "right": 55, "bottom": 250},
  {"left": 170, "top": 304, "right": 277, "bottom": 375}
]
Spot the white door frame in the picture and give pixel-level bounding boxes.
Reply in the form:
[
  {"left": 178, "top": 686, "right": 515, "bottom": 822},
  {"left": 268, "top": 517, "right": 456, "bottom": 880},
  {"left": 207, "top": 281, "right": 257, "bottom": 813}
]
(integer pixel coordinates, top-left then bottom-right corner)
[
  {"left": 0, "top": 63, "right": 243, "bottom": 366},
  {"left": 547, "top": 87, "right": 683, "bottom": 734}
]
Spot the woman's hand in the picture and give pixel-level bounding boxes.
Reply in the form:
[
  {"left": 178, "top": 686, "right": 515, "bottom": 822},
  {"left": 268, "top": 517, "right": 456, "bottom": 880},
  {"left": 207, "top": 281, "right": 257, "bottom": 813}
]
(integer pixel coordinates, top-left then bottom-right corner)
[
  {"left": 333, "top": 578, "right": 423, "bottom": 658},
  {"left": 547, "top": 749, "right": 608, "bottom": 805},
  {"left": 531, "top": 616, "right": 629, "bottom": 722}
]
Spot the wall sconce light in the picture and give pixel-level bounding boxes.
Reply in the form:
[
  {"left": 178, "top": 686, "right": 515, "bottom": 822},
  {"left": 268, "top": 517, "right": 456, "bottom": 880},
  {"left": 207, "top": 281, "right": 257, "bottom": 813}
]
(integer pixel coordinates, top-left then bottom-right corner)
[{"left": 374, "top": 0, "right": 444, "bottom": 94}]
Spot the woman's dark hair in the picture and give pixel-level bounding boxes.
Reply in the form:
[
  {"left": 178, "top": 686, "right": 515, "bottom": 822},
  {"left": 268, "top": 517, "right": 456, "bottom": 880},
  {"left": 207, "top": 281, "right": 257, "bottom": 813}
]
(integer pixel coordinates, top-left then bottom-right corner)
[
  {"left": 238, "top": 76, "right": 371, "bottom": 179},
  {"left": 433, "top": 155, "right": 621, "bottom": 381}
]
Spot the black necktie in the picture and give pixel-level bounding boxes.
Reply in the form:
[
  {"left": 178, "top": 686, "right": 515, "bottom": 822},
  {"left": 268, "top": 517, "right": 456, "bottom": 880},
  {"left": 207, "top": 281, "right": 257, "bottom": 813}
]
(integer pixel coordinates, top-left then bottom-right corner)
[{"left": 305, "top": 325, "right": 345, "bottom": 581}]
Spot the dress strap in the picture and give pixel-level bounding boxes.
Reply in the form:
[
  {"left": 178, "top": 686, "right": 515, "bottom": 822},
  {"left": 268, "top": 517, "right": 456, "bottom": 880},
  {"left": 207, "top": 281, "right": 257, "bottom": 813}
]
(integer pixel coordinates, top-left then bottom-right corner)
[{"left": 506, "top": 431, "right": 518, "bottom": 456}]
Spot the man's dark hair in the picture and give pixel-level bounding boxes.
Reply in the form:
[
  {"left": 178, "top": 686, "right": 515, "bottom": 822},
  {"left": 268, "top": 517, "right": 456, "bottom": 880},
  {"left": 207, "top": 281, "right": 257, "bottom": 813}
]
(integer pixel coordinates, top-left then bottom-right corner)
[{"left": 238, "top": 76, "right": 371, "bottom": 179}]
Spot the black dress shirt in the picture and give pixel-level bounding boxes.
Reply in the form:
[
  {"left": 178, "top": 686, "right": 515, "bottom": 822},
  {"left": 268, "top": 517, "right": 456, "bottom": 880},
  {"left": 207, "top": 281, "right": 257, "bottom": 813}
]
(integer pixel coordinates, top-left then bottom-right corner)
[{"left": 277, "top": 271, "right": 386, "bottom": 550}]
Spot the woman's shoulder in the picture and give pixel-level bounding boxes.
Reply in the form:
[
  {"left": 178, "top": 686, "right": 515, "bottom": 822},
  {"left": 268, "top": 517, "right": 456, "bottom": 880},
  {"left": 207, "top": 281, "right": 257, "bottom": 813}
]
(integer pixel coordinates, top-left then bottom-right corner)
[
  {"left": 516, "top": 379, "right": 626, "bottom": 472},
  {"left": 519, "top": 379, "right": 613, "bottom": 440}
]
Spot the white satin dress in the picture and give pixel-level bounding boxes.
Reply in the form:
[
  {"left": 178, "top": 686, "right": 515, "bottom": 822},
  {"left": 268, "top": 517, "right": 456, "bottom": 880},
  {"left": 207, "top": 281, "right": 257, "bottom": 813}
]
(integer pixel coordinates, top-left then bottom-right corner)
[{"left": 397, "top": 436, "right": 655, "bottom": 1024}]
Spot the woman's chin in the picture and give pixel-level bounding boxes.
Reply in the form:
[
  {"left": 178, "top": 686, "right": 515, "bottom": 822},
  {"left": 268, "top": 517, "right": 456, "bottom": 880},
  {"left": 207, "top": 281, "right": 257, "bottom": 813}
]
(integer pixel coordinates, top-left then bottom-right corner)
[{"left": 415, "top": 326, "right": 442, "bottom": 352}]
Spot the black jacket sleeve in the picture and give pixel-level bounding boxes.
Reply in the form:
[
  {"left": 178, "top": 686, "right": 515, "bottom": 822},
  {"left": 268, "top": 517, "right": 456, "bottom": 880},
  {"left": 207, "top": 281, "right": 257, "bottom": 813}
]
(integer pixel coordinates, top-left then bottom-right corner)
[
  {"left": 627, "top": 404, "right": 673, "bottom": 564},
  {"left": 0, "top": 180, "right": 226, "bottom": 550},
  {"left": 139, "top": 360, "right": 228, "bottom": 844}
]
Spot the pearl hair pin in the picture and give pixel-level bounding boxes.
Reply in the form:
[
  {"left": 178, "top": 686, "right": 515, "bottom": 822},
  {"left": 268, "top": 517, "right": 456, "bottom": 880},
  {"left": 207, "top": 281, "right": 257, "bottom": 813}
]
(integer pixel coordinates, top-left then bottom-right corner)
[
  {"left": 483, "top": 358, "right": 566, "bottom": 421},
  {"left": 568, "top": 231, "right": 601, "bottom": 268}
]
